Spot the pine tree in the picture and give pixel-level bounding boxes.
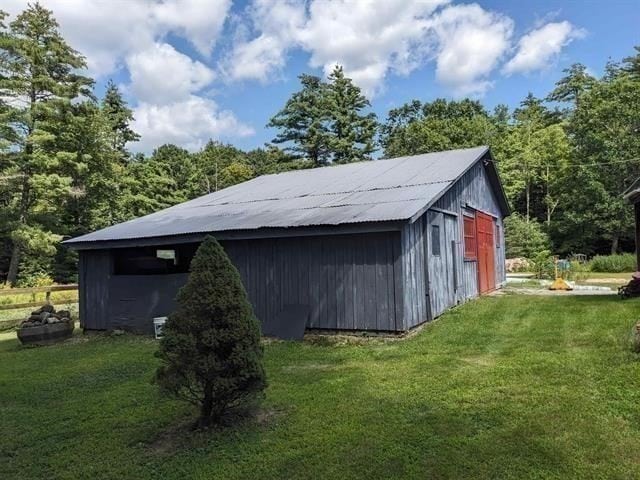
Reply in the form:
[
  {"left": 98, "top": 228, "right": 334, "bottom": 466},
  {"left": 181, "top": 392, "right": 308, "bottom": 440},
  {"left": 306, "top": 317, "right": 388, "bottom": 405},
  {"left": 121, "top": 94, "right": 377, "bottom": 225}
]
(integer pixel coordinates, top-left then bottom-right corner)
[
  {"left": 0, "top": 3, "right": 93, "bottom": 285},
  {"left": 267, "top": 74, "right": 332, "bottom": 166},
  {"left": 155, "top": 236, "right": 267, "bottom": 427},
  {"left": 101, "top": 80, "right": 140, "bottom": 156},
  {"left": 546, "top": 63, "right": 596, "bottom": 107},
  {"left": 622, "top": 45, "right": 640, "bottom": 77},
  {"left": 268, "top": 68, "right": 378, "bottom": 165},
  {"left": 325, "top": 65, "right": 377, "bottom": 163}
]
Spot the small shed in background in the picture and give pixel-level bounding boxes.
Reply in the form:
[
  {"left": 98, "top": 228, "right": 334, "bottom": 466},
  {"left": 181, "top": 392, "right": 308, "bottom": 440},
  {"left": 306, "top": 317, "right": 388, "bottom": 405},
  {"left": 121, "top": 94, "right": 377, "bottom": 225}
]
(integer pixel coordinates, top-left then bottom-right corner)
[{"left": 64, "top": 146, "right": 510, "bottom": 337}]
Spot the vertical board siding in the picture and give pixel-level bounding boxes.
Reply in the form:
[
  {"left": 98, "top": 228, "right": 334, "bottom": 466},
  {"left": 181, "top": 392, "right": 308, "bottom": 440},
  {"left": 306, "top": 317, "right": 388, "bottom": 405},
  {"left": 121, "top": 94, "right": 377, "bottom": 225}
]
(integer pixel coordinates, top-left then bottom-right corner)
[
  {"left": 80, "top": 231, "right": 403, "bottom": 334},
  {"left": 79, "top": 250, "right": 111, "bottom": 330},
  {"left": 83, "top": 231, "right": 404, "bottom": 334},
  {"left": 108, "top": 273, "right": 188, "bottom": 333},
  {"left": 426, "top": 211, "right": 459, "bottom": 318},
  {"left": 392, "top": 239, "right": 404, "bottom": 331},
  {"left": 224, "top": 232, "right": 402, "bottom": 332},
  {"left": 429, "top": 160, "right": 506, "bottom": 308},
  {"left": 80, "top": 249, "right": 188, "bottom": 334},
  {"left": 400, "top": 216, "right": 428, "bottom": 330}
]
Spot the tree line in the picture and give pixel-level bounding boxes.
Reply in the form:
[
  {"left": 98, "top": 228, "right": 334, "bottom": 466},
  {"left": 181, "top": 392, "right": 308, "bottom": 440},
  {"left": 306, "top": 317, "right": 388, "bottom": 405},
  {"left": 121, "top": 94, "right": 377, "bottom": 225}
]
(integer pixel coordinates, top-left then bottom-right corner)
[
  {"left": 268, "top": 48, "right": 640, "bottom": 259},
  {"left": 1, "top": 3, "right": 639, "bottom": 286}
]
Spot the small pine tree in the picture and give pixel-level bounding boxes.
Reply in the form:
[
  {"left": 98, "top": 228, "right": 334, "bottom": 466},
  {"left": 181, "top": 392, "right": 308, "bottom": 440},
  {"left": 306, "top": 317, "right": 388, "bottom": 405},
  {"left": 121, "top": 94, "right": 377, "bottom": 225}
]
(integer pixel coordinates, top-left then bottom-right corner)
[
  {"left": 155, "top": 236, "right": 266, "bottom": 427},
  {"left": 101, "top": 80, "right": 140, "bottom": 155}
]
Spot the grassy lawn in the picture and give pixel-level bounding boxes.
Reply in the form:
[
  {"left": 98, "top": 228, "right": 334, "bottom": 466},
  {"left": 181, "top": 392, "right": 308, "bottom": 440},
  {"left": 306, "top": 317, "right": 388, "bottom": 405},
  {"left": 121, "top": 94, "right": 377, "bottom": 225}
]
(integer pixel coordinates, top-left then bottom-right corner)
[
  {"left": 1, "top": 295, "right": 640, "bottom": 479},
  {"left": 586, "top": 271, "right": 634, "bottom": 280},
  {"left": 509, "top": 271, "right": 633, "bottom": 282}
]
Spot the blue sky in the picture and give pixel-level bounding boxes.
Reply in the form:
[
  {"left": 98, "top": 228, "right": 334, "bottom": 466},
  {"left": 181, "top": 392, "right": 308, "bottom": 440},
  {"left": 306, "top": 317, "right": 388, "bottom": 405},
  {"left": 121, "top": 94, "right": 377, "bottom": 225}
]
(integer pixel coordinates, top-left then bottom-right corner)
[{"left": 6, "top": 0, "right": 640, "bottom": 153}]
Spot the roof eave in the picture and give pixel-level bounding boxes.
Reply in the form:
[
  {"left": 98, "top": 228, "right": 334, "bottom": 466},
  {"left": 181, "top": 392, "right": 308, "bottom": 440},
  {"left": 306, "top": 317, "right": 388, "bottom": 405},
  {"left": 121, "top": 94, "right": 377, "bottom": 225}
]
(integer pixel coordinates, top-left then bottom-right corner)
[
  {"left": 64, "top": 220, "right": 406, "bottom": 251},
  {"left": 624, "top": 190, "right": 640, "bottom": 203}
]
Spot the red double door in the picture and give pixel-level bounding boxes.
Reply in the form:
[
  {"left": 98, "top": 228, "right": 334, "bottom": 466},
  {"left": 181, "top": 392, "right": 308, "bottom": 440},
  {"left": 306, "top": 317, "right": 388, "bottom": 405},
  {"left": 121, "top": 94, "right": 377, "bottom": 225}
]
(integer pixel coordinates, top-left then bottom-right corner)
[{"left": 476, "top": 212, "right": 496, "bottom": 294}]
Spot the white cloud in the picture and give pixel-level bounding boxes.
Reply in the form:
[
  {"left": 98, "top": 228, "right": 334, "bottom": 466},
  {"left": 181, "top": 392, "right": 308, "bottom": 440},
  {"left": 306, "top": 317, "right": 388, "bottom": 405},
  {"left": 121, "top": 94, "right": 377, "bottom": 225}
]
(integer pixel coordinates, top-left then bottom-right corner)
[
  {"left": 226, "top": 1, "right": 582, "bottom": 98},
  {"left": 3, "top": 0, "right": 252, "bottom": 152},
  {"left": 298, "top": 0, "right": 447, "bottom": 96},
  {"left": 3, "top": 1, "right": 585, "bottom": 151},
  {"left": 225, "top": 0, "right": 514, "bottom": 97},
  {"left": 426, "top": 4, "right": 514, "bottom": 97},
  {"left": 226, "top": 0, "right": 447, "bottom": 96},
  {"left": 503, "top": 21, "right": 585, "bottom": 75},
  {"left": 127, "top": 43, "right": 215, "bottom": 104},
  {"left": 133, "top": 97, "right": 254, "bottom": 152},
  {"left": 224, "top": 0, "right": 306, "bottom": 82},
  {"left": 125, "top": 42, "right": 253, "bottom": 153},
  {"left": 3, "top": 0, "right": 232, "bottom": 76},
  {"left": 152, "top": 0, "right": 232, "bottom": 56},
  {"left": 3, "top": 0, "right": 151, "bottom": 75}
]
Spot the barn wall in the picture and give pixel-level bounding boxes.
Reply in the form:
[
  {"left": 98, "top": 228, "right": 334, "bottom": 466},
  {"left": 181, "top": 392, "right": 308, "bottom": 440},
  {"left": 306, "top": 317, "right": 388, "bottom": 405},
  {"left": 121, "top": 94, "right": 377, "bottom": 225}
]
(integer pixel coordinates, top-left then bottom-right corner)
[
  {"left": 223, "top": 232, "right": 402, "bottom": 333},
  {"left": 108, "top": 274, "right": 188, "bottom": 333},
  {"left": 79, "top": 231, "right": 404, "bottom": 334},
  {"left": 79, "top": 250, "right": 187, "bottom": 333},
  {"left": 400, "top": 216, "right": 429, "bottom": 329},
  {"left": 78, "top": 250, "right": 111, "bottom": 330},
  {"left": 429, "top": 160, "right": 506, "bottom": 307},
  {"left": 425, "top": 210, "right": 460, "bottom": 318}
]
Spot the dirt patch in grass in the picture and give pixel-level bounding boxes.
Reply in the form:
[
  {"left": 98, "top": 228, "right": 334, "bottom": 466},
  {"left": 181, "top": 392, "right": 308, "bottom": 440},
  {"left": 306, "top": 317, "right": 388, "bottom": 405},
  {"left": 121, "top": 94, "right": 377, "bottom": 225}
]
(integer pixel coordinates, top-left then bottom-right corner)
[
  {"left": 304, "top": 334, "right": 388, "bottom": 346},
  {"left": 145, "top": 417, "right": 196, "bottom": 455},
  {"left": 145, "top": 407, "right": 285, "bottom": 456},
  {"left": 303, "top": 322, "right": 436, "bottom": 346}
]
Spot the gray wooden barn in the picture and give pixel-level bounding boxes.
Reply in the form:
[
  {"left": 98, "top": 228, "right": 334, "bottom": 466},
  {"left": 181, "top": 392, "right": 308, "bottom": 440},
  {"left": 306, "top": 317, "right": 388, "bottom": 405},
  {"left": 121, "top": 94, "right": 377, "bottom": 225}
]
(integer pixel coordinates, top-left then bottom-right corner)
[{"left": 64, "top": 146, "right": 510, "bottom": 337}]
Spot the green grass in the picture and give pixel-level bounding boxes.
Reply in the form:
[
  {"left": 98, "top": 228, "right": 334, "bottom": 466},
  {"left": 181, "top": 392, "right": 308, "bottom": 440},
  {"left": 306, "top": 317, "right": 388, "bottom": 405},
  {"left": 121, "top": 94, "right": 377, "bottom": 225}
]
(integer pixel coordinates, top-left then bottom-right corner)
[
  {"left": 1, "top": 295, "right": 640, "bottom": 479},
  {"left": 585, "top": 271, "right": 635, "bottom": 280}
]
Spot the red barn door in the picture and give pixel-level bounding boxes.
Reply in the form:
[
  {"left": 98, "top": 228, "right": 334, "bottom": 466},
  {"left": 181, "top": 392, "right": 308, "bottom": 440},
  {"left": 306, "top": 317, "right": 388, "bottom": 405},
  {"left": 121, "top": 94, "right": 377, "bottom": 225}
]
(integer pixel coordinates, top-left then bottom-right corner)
[{"left": 476, "top": 212, "right": 496, "bottom": 294}]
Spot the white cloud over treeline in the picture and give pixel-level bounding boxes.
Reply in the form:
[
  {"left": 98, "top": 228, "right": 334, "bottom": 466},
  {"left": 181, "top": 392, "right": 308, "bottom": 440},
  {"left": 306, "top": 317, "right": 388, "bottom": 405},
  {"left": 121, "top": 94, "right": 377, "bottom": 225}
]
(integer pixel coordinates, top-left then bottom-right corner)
[{"left": 3, "top": 1, "right": 584, "bottom": 151}]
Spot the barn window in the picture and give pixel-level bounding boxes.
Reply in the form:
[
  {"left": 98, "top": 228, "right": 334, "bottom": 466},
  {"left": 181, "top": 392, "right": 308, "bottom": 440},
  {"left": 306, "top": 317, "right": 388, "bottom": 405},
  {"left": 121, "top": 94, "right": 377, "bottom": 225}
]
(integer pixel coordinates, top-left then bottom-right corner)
[
  {"left": 113, "top": 244, "right": 198, "bottom": 275},
  {"left": 431, "top": 225, "right": 441, "bottom": 256},
  {"left": 463, "top": 214, "right": 477, "bottom": 260}
]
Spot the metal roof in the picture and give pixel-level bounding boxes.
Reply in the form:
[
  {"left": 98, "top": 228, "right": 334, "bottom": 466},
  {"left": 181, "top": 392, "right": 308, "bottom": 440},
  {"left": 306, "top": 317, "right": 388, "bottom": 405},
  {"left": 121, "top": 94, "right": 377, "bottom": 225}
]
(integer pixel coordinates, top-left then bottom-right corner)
[{"left": 65, "top": 146, "right": 494, "bottom": 246}]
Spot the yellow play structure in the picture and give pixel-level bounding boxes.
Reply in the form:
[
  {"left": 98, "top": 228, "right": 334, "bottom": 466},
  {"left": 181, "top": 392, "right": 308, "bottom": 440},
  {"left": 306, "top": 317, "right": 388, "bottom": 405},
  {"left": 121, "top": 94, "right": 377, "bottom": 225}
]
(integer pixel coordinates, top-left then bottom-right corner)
[{"left": 549, "top": 256, "right": 572, "bottom": 291}]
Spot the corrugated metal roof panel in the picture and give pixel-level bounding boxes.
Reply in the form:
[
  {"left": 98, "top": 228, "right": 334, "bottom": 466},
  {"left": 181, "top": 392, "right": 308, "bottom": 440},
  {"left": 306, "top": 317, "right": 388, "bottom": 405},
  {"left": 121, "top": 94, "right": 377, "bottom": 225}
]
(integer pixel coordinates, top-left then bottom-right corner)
[{"left": 65, "top": 146, "right": 489, "bottom": 245}]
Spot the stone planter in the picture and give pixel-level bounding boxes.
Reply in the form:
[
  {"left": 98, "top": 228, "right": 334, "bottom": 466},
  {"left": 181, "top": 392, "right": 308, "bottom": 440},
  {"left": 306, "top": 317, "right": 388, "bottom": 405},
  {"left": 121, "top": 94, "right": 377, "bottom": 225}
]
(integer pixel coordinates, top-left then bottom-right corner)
[{"left": 17, "top": 321, "right": 74, "bottom": 346}]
